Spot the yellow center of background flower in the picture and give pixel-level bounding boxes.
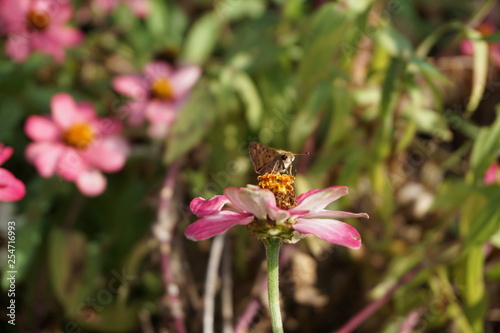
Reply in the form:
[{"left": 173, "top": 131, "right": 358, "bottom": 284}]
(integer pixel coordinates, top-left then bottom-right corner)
[
  {"left": 258, "top": 174, "right": 297, "bottom": 210},
  {"left": 27, "top": 10, "right": 51, "bottom": 30},
  {"left": 151, "top": 78, "right": 174, "bottom": 100},
  {"left": 63, "top": 123, "right": 95, "bottom": 150}
]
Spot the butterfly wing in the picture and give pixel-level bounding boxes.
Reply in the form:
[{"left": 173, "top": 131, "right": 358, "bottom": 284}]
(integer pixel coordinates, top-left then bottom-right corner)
[{"left": 249, "top": 142, "right": 280, "bottom": 174}]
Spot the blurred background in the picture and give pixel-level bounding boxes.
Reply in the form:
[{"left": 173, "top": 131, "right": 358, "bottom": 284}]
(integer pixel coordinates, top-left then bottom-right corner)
[{"left": 1, "top": 0, "right": 500, "bottom": 332}]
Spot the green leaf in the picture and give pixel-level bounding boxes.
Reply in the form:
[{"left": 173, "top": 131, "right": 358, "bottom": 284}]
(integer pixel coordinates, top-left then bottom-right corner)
[
  {"left": 181, "top": 13, "right": 221, "bottom": 64},
  {"left": 415, "top": 21, "right": 462, "bottom": 57},
  {"left": 0, "top": 99, "right": 24, "bottom": 142},
  {"left": 470, "top": 108, "right": 500, "bottom": 179},
  {"left": 434, "top": 181, "right": 477, "bottom": 209},
  {"left": 483, "top": 31, "right": 500, "bottom": 43},
  {"left": 1, "top": 218, "right": 43, "bottom": 290},
  {"left": 406, "top": 108, "right": 452, "bottom": 140},
  {"left": 214, "top": 0, "right": 266, "bottom": 21},
  {"left": 375, "top": 26, "right": 413, "bottom": 58},
  {"left": 231, "top": 71, "right": 263, "bottom": 131},
  {"left": 464, "top": 28, "right": 488, "bottom": 115},
  {"left": 48, "top": 228, "right": 88, "bottom": 309},
  {"left": 490, "top": 228, "right": 500, "bottom": 249},
  {"left": 69, "top": 304, "right": 142, "bottom": 332},
  {"left": 298, "top": 3, "right": 347, "bottom": 92},
  {"left": 463, "top": 189, "right": 500, "bottom": 247},
  {"left": 373, "top": 57, "right": 401, "bottom": 161},
  {"left": 164, "top": 83, "right": 215, "bottom": 163},
  {"left": 145, "top": 0, "right": 170, "bottom": 39},
  {"left": 288, "top": 82, "right": 330, "bottom": 150},
  {"left": 462, "top": 247, "right": 487, "bottom": 332}
]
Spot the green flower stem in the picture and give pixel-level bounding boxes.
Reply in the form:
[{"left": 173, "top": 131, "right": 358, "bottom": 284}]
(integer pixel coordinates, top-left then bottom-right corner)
[{"left": 263, "top": 237, "right": 284, "bottom": 333}]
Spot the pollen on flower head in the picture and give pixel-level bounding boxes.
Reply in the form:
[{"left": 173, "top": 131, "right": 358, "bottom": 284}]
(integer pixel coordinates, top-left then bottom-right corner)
[
  {"left": 27, "top": 10, "right": 51, "bottom": 31},
  {"left": 151, "top": 78, "right": 174, "bottom": 100},
  {"left": 63, "top": 123, "right": 95, "bottom": 150},
  {"left": 258, "top": 173, "right": 297, "bottom": 210}
]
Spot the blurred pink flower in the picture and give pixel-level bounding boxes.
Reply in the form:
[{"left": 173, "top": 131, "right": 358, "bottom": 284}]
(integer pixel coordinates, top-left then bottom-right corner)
[
  {"left": 460, "top": 23, "right": 500, "bottom": 68},
  {"left": 484, "top": 161, "right": 499, "bottom": 185},
  {"left": 24, "top": 93, "right": 130, "bottom": 196},
  {"left": 93, "top": 0, "right": 150, "bottom": 18},
  {"left": 185, "top": 185, "right": 368, "bottom": 249},
  {"left": 0, "top": 144, "right": 26, "bottom": 202},
  {"left": 113, "top": 61, "right": 201, "bottom": 138},
  {"left": 0, "top": 0, "right": 83, "bottom": 62}
]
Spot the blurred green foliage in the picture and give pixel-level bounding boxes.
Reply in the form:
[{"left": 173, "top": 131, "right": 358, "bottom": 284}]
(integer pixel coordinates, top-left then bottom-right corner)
[{"left": 1, "top": 0, "right": 500, "bottom": 332}]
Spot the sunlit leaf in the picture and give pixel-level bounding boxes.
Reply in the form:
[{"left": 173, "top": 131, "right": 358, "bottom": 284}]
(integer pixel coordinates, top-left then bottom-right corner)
[
  {"left": 470, "top": 108, "right": 500, "bottom": 179},
  {"left": 464, "top": 28, "right": 488, "bottom": 115},
  {"left": 181, "top": 13, "right": 221, "bottom": 64}
]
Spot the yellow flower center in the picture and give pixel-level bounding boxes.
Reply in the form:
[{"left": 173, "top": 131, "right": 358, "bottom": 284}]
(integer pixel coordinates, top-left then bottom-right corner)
[
  {"left": 27, "top": 10, "right": 51, "bottom": 31},
  {"left": 63, "top": 123, "right": 95, "bottom": 150},
  {"left": 151, "top": 78, "right": 174, "bottom": 100},
  {"left": 247, "top": 174, "right": 299, "bottom": 241},
  {"left": 258, "top": 174, "right": 297, "bottom": 210}
]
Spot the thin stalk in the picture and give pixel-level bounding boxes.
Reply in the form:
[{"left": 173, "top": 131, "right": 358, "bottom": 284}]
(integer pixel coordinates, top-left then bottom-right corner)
[
  {"left": 263, "top": 238, "right": 283, "bottom": 333},
  {"left": 203, "top": 233, "right": 226, "bottom": 333},
  {"left": 154, "top": 161, "right": 187, "bottom": 333}
]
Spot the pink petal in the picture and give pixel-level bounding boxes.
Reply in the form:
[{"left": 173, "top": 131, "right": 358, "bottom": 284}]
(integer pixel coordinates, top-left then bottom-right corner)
[
  {"left": 0, "top": 144, "right": 13, "bottom": 166},
  {"left": 94, "top": 0, "right": 118, "bottom": 12},
  {"left": 112, "top": 75, "right": 148, "bottom": 99},
  {"left": 291, "top": 186, "right": 348, "bottom": 213},
  {"left": 223, "top": 187, "right": 276, "bottom": 220},
  {"left": 126, "top": 0, "right": 150, "bottom": 17},
  {"left": 460, "top": 39, "right": 474, "bottom": 56},
  {"left": 267, "top": 205, "right": 290, "bottom": 224},
  {"left": 31, "top": 31, "right": 66, "bottom": 62},
  {"left": 76, "top": 169, "right": 107, "bottom": 196},
  {"left": 26, "top": 142, "right": 64, "bottom": 177},
  {"left": 81, "top": 136, "right": 129, "bottom": 173},
  {"left": 92, "top": 118, "right": 123, "bottom": 136},
  {"left": 25, "top": 142, "right": 48, "bottom": 161},
  {"left": 52, "top": 93, "right": 95, "bottom": 129},
  {"left": 147, "top": 122, "right": 170, "bottom": 138},
  {"left": 55, "top": 147, "right": 87, "bottom": 181},
  {"left": 46, "top": 26, "right": 83, "bottom": 47},
  {"left": 293, "top": 218, "right": 362, "bottom": 249},
  {"left": 0, "top": 0, "right": 29, "bottom": 32},
  {"left": 5, "top": 35, "right": 31, "bottom": 62},
  {"left": 144, "top": 61, "right": 172, "bottom": 82},
  {"left": 0, "top": 168, "right": 26, "bottom": 202},
  {"left": 117, "top": 101, "right": 147, "bottom": 126},
  {"left": 184, "top": 211, "right": 254, "bottom": 241},
  {"left": 76, "top": 102, "right": 99, "bottom": 121},
  {"left": 24, "top": 115, "right": 60, "bottom": 141},
  {"left": 302, "top": 210, "right": 369, "bottom": 219},
  {"left": 484, "top": 162, "right": 499, "bottom": 185},
  {"left": 170, "top": 65, "right": 201, "bottom": 97},
  {"left": 190, "top": 195, "right": 230, "bottom": 217},
  {"left": 40, "top": 0, "right": 73, "bottom": 24},
  {"left": 295, "top": 189, "right": 320, "bottom": 204},
  {"left": 145, "top": 100, "right": 177, "bottom": 123}
]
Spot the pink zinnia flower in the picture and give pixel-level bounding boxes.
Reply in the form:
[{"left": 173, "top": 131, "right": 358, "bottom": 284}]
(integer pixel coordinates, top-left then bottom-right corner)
[
  {"left": 461, "top": 23, "right": 500, "bottom": 68},
  {"left": 185, "top": 185, "right": 368, "bottom": 249},
  {"left": 484, "top": 161, "right": 499, "bottom": 185},
  {"left": 113, "top": 61, "right": 201, "bottom": 138},
  {"left": 0, "top": 0, "right": 83, "bottom": 62},
  {"left": 24, "top": 93, "right": 130, "bottom": 196},
  {"left": 0, "top": 144, "right": 26, "bottom": 202},
  {"left": 93, "top": 0, "right": 150, "bottom": 18}
]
